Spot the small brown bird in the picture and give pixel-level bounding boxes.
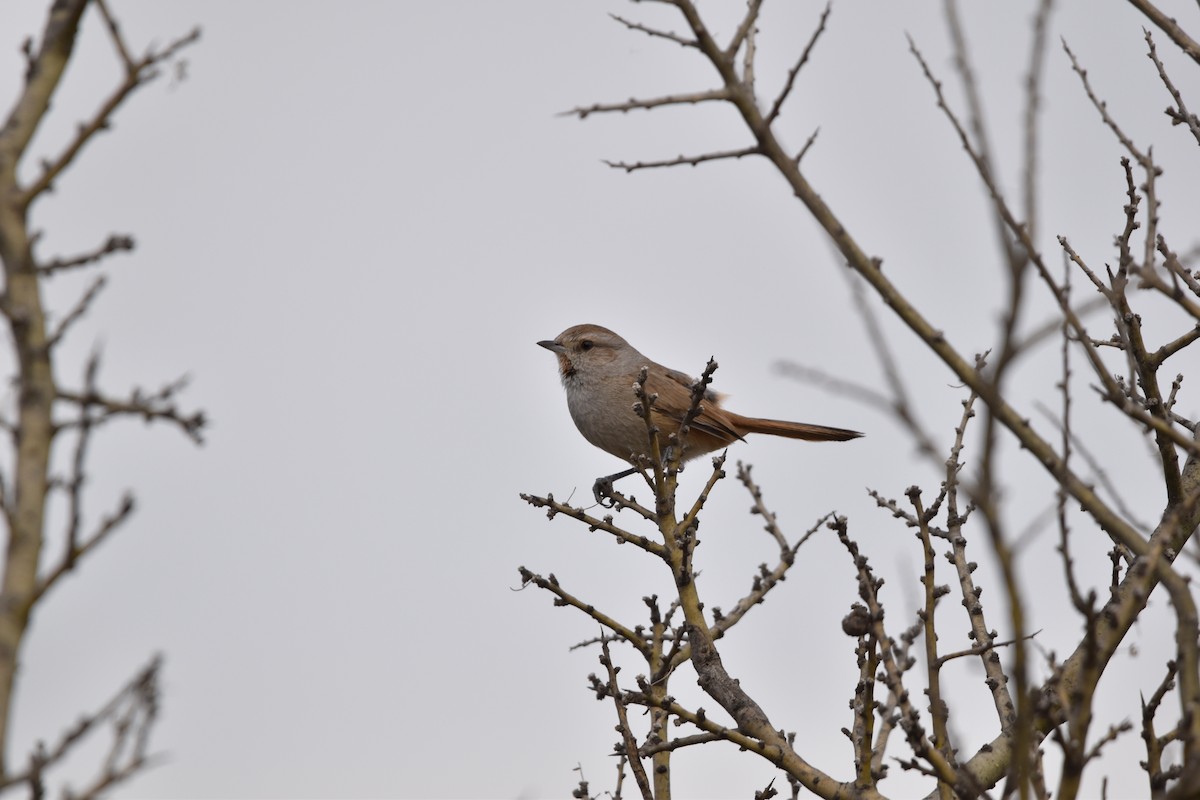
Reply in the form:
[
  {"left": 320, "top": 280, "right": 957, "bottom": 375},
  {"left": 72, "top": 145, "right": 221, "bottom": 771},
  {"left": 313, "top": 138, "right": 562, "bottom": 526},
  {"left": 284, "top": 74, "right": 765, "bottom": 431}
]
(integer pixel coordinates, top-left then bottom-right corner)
[{"left": 538, "top": 324, "right": 860, "bottom": 500}]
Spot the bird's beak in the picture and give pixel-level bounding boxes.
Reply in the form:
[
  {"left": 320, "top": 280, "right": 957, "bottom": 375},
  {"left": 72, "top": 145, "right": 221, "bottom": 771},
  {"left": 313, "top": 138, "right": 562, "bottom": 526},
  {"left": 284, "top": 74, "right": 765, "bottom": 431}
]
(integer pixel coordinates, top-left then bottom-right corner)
[{"left": 537, "top": 339, "right": 564, "bottom": 354}]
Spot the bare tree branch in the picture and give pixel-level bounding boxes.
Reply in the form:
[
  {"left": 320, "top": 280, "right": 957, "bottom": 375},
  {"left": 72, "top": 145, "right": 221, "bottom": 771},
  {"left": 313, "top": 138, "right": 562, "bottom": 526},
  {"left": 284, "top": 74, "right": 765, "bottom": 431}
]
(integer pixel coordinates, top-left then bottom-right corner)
[
  {"left": 604, "top": 146, "right": 759, "bottom": 173},
  {"left": 609, "top": 13, "right": 698, "bottom": 49},
  {"left": 1125, "top": 0, "right": 1200, "bottom": 66},
  {"left": 561, "top": 88, "right": 729, "bottom": 120},
  {"left": 0, "top": 655, "right": 163, "bottom": 795},
  {"left": 19, "top": 22, "right": 201, "bottom": 207},
  {"left": 0, "top": 2, "right": 202, "bottom": 794},
  {"left": 763, "top": 3, "right": 831, "bottom": 126},
  {"left": 37, "top": 234, "right": 134, "bottom": 276},
  {"left": 56, "top": 378, "right": 206, "bottom": 444},
  {"left": 527, "top": 2, "right": 1200, "bottom": 795},
  {"left": 1144, "top": 29, "right": 1200, "bottom": 145},
  {"left": 45, "top": 275, "right": 106, "bottom": 349}
]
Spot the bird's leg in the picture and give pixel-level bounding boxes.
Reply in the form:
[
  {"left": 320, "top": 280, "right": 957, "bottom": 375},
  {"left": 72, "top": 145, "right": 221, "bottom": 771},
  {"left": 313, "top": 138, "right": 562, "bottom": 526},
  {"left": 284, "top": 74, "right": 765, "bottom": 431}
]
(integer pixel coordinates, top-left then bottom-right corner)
[{"left": 593, "top": 466, "right": 638, "bottom": 507}]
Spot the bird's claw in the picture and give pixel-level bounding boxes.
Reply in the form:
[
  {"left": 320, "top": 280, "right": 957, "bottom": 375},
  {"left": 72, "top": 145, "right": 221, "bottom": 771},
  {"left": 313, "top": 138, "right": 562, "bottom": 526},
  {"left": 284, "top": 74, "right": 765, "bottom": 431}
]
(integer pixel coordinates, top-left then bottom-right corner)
[{"left": 593, "top": 477, "right": 617, "bottom": 508}]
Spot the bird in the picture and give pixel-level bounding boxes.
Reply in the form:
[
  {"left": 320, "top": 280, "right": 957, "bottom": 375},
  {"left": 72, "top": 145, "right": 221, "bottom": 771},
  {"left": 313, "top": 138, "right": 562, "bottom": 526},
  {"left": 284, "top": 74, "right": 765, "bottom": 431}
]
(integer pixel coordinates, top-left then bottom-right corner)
[{"left": 538, "top": 323, "right": 861, "bottom": 502}]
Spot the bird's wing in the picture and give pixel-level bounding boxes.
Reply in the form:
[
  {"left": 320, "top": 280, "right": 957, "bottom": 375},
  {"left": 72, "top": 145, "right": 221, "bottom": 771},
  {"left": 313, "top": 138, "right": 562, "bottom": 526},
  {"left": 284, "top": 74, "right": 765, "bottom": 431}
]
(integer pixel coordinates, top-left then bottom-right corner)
[
  {"left": 644, "top": 365, "right": 743, "bottom": 444},
  {"left": 659, "top": 366, "right": 728, "bottom": 405}
]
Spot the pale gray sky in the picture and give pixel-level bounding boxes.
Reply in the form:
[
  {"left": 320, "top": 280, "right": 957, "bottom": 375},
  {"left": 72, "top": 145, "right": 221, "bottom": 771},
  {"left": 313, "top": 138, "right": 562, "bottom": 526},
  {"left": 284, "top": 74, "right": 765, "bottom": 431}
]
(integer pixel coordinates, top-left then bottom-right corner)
[{"left": 1, "top": 1, "right": 1197, "bottom": 798}]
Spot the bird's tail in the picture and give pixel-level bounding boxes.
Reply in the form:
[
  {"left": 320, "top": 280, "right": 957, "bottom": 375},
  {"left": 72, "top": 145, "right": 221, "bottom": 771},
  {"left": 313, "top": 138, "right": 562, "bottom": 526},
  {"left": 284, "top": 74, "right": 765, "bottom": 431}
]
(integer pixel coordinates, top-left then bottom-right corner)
[{"left": 730, "top": 414, "right": 862, "bottom": 442}]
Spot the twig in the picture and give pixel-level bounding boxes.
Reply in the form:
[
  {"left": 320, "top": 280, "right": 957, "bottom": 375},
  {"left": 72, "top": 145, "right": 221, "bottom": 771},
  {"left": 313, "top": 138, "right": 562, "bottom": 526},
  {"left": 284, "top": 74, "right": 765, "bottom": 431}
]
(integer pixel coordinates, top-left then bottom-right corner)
[
  {"left": 1144, "top": 29, "right": 1200, "bottom": 145},
  {"left": 794, "top": 127, "right": 820, "bottom": 164},
  {"left": 19, "top": 25, "right": 202, "bottom": 206},
  {"left": 915, "top": 36, "right": 1198, "bottom": 470},
  {"left": 540, "top": 487, "right": 656, "bottom": 530},
  {"left": 1033, "top": 401, "right": 1151, "bottom": 532},
  {"left": 724, "top": 0, "right": 764, "bottom": 60},
  {"left": 701, "top": 508, "right": 832, "bottom": 649},
  {"left": 764, "top": 3, "right": 831, "bottom": 126},
  {"left": 935, "top": 632, "right": 1035, "bottom": 666},
  {"left": 599, "top": 640, "right": 653, "bottom": 799},
  {"left": 609, "top": 13, "right": 697, "bottom": 49},
  {"left": 941, "top": 379, "right": 1017, "bottom": 732},
  {"left": 1062, "top": 39, "right": 1152, "bottom": 164},
  {"left": 676, "top": 453, "right": 726, "bottom": 544},
  {"left": 94, "top": 0, "right": 135, "bottom": 70},
  {"left": 944, "top": 0, "right": 1024, "bottom": 273},
  {"left": 842, "top": 270, "right": 941, "bottom": 458},
  {"left": 3, "top": 655, "right": 163, "bottom": 795},
  {"left": 1022, "top": 0, "right": 1054, "bottom": 234},
  {"left": 830, "top": 516, "right": 965, "bottom": 790},
  {"left": 638, "top": 731, "right": 721, "bottom": 756},
  {"left": 1149, "top": 235, "right": 1200, "bottom": 321},
  {"left": 1125, "top": 0, "right": 1200, "bottom": 66},
  {"left": 56, "top": 380, "right": 206, "bottom": 444},
  {"left": 562, "top": 88, "right": 729, "bottom": 120},
  {"left": 735, "top": 462, "right": 788, "bottom": 552},
  {"left": 516, "top": 567, "right": 650, "bottom": 657},
  {"left": 32, "top": 492, "right": 134, "bottom": 605},
  {"left": 38, "top": 234, "right": 134, "bottom": 276},
  {"left": 909, "top": 485, "right": 956, "bottom": 800},
  {"left": 604, "top": 146, "right": 759, "bottom": 173},
  {"left": 64, "top": 353, "right": 99, "bottom": 567},
  {"left": 46, "top": 275, "right": 106, "bottom": 349},
  {"left": 1141, "top": 660, "right": 1178, "bottom": 794}
]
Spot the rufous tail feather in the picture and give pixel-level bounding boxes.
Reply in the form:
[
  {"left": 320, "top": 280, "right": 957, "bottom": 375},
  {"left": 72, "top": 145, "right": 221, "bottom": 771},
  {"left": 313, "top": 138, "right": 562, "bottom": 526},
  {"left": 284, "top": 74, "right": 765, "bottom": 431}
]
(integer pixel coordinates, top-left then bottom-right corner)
[{"left": 731, "top": 415, "right": 862, "bottom": 442}]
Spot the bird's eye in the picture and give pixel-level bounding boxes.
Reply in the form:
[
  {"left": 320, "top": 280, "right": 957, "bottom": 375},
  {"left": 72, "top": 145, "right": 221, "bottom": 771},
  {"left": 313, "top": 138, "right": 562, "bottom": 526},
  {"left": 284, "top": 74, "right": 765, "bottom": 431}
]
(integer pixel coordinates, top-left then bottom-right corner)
[{"left": 580, "top": 340, "right": 594, "bottom": 351}]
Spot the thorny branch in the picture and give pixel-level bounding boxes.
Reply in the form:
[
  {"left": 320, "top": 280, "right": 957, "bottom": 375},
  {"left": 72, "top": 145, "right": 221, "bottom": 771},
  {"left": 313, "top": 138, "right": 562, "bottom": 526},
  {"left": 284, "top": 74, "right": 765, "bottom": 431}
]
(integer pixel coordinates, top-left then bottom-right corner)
[
  {"left": 0, "top": 654, "right": 163, "bottom": 797},
  {"left": 527, "top": 0, "right": 1200, "bottom": 796},
  {"left": 56, "top": 375, "right": 206, "bottom": 444},
  {"left": 0, "top": 0, "right": 203, "bottom": 793},
  {"left": 37, "top": 234, "right": 134, "bottom": 277}
]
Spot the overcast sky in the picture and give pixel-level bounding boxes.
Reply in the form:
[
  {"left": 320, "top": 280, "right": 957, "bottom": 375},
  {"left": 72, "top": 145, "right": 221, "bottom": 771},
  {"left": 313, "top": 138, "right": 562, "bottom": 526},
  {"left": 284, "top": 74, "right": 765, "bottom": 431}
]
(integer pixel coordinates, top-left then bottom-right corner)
[{"left": 2, "top": 1, "right": 1198, "bottom": 798}]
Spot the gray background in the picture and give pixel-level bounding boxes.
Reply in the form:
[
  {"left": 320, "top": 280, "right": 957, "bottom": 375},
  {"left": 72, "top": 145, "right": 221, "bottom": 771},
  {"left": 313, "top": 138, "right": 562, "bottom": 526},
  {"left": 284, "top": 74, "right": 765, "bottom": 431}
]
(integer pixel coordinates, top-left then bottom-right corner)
[{"left": 1, "top": 1, "right": 1196, "bottom": 797}]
